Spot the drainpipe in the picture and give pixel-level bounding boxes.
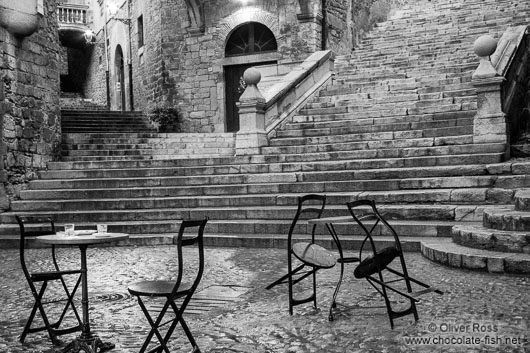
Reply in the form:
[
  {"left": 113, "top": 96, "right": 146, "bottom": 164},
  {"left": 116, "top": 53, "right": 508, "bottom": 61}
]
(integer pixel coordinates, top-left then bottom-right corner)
[
  {"left": 104, "top": 0, "right": 111, "bottom": 108},
  {"left": 321, "top": 0, "right": 327, "bottom": 50},
  {"left": 127, "top": 0, "right": 134, "bottom": 111}
]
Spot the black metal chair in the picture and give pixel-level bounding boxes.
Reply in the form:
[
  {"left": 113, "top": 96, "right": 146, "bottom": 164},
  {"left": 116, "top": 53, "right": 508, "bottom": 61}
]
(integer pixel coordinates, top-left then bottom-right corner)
[
  {"left": 346, "top": 200, "right": 443, "bottom": 328},
  {"left": 16, "top": 215, "right": 82, "bottom": 345},
  {"left": 266, "top": 194, "right": 336, "bottom": 315},
  {"left": 128, "top": 218, "right": 207, "bottom": 353}
]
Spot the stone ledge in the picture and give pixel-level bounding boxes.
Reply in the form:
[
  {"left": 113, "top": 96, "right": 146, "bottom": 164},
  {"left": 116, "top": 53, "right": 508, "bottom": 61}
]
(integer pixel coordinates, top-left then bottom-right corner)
[
  {"left": 421, "top": 237, "right": 530, "bottom": 274},
  {"left": 452, "top": 224, "right": 530, "bottom": 254}
]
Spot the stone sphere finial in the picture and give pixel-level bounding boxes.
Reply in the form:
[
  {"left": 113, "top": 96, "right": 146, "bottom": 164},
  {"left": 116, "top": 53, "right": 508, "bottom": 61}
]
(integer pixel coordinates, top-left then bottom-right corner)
[
  {"left": 473, "top": 35, "right": 497, "bottom": 57},
  {"left": 239, "top": 67, "right": 265, "bottom": 103},
  {"left": 243, "top": 68, "right": 261, "bottom": 86}
]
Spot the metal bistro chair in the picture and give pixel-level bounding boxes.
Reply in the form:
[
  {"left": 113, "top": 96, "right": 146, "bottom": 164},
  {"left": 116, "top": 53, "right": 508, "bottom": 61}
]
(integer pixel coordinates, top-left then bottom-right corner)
[
  {"left": 128, "top": 218, "right": 207, "bottom": 353},
  {"left": 266, "top": 194, "right": 336, "bottom": 315},
  {"left": 346, "top": 200, "right": 443, "bottom": 329},
  {"left": 16, "top": 215, "right": 82, "bottom": 345}
]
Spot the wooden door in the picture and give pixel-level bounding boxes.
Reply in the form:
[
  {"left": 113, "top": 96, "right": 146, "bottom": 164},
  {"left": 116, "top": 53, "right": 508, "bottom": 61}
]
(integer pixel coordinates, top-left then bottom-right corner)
[{"left": 224, "top": 64, "right": 254, "bottom": 132}]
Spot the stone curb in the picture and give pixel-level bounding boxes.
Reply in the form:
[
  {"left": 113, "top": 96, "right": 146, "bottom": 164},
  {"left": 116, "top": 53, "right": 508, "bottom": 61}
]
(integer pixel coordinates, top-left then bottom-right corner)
[{"left": 421, "top": 237, "right": 530, "bottom": 274}]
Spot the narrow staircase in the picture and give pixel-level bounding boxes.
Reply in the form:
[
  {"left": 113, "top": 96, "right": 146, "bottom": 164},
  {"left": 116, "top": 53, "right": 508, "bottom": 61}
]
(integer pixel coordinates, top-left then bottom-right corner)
[{"left": 2, "top": 0, "right": 530, "bottom": 273}]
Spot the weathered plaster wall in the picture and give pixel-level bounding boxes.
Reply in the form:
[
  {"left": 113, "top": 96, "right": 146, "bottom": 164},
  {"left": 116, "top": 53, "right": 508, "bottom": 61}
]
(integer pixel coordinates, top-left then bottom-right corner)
[{"left": 0, "top": 0, "right": 62, "bottom": 202}]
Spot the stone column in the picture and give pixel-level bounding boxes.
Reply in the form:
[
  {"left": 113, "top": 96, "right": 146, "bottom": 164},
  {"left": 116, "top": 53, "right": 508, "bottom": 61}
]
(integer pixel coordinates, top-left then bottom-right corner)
[
  {"left": 235, "top": 68, "right": 268, "bottom": 155},
  {"left": 296, "top": 0, "right": 323, "bottom": 52},
  {"left": 471, "top": 35, "right": 509, "bottom": 158}
]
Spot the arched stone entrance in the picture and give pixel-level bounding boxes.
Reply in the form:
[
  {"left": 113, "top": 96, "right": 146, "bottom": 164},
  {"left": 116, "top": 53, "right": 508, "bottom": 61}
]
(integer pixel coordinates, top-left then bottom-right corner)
[
  {"left": 114, "top": 45, "right": 126, "bottom": 111},
  {"left": 224, "top": 22, "right": 277, "bottom": 132}
]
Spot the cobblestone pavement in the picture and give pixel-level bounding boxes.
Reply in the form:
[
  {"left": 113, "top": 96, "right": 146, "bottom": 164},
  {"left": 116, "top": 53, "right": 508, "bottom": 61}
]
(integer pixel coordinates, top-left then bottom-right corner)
[{"left": 1, "top": 245, "right": 529, "bottom": 353}]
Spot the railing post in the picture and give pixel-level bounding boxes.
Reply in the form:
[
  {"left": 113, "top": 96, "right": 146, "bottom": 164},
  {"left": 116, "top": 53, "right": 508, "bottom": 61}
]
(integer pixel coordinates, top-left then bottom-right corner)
[
  {"left": 471, "top": 35, "right": 509, "bottom": 158},
  {"left": 235, "top": 68, "right": 268, "bottom": 155}
]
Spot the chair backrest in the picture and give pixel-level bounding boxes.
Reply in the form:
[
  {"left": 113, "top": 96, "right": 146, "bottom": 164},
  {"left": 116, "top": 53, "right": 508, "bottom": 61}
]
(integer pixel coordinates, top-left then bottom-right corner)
[
  {"left": 173, "top": 218, "right": 207, "bottom": 299},
  {"left": 288, "top": 194, "right": 326, "bottom": 246},
  {"left": 346, "top": 200, "right": 403, "bottom": 258},
  {"left": 16, "top": 215, "right": 57, "bottom": 284}
]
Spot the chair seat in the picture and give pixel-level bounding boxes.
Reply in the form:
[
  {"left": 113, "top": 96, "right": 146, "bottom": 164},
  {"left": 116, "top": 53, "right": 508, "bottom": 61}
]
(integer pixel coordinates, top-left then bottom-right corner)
[
  {"left": 128, "top": 280, "right": 192, "bottom": 297},
  {"left": 31, "top": 269, "right": 81, "bottom": 282},
  {"left": 354, "top": 247, "right": 400, "bottom": 279},
  {"left": 292, "top": 242, "right": 336, "bottom": 268}
]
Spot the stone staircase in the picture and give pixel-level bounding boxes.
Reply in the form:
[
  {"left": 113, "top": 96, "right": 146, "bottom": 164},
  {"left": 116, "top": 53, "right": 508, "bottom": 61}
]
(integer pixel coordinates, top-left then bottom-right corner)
[
  {"left": 2, "top": 0, "right": 530, "bottom": 272},
  {"left": 60, "top": 109, "right": 236, "bottom": 160},
  {"left": 422, "top": 188, "right": 530, "bottom": 273},
  {"left": 61, "top": 109, "right": 155, "bottom": 133}
]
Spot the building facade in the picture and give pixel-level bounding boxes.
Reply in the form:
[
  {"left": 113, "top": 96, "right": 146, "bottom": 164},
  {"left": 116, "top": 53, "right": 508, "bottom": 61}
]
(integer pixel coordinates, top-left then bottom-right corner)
[{"left": 62, "top": 0, "right": 366, "bottom": 133}]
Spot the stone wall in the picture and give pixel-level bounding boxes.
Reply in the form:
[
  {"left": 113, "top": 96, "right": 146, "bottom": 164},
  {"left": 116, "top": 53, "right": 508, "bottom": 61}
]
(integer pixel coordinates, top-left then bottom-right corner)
[
  {"left": 83, "top": 36, "right": 108, "bottom": 106},
  {"left": 350, "top": 0, "right": 407, "bottom": 47},
  {"left": 0, "top": 0, "right": 62, "bottom": 203},
  {"left": 122, "top": 0, "right": 407, "bottom": 133},
  {"left": 128, "top": 0, "right": 344, "bottom": 133}
]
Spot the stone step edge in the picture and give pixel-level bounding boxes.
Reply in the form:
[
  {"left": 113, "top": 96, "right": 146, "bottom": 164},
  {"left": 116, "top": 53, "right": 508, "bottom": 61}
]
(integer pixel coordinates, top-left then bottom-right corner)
[
  {"left": 420, "top": 238, "right": 530, "bottom": 274},
  {"left": 0, "top": 234, "right": 437, "bottom": 252},
  {"left": 452, "top": 224, "right": 530, "bottom": 254}
]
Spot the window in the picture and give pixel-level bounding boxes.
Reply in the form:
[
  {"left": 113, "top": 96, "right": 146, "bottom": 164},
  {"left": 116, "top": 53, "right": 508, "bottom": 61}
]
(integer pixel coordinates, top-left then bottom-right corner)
[
  {"left": 225, "top": 22, "right": 277, "bottom": 57},
  {"left": 137, "top": 15, "right": 144, "bottom": 48}
]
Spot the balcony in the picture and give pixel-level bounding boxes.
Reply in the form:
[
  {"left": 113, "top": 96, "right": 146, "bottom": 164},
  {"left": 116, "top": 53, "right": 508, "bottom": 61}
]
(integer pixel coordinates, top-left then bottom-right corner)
[
  {"left": 57, "top": 3, "right": 88, "bottom": 25},
  {"left": 57, "top": 3, "right": 90, "bottom": 48}
]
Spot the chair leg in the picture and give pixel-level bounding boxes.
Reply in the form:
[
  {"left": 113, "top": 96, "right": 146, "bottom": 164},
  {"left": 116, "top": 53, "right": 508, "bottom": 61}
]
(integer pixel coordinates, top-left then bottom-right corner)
[
  {"left": 312, "top": 269, "right": 318, "bottom": 309},
  {"left": 137, "top": 297, "right": 171, "bottom": 353},
  {"left": 266, "top": 264, "right": 305, "bottom": 290},
  {"left": 167, "top": 301, "right": 198, "bottom": 350},
  {"left": 20, "top": 282, "right": 62, "bottom": 345},
  {"left": 54, "top": 275, "right": 82, "bottom": 329}
]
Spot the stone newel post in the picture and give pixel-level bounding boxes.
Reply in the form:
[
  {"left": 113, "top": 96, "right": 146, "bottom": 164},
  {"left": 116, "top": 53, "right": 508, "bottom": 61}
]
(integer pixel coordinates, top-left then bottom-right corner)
[
  {"left": 471, "top": 35, "right": 508, "bottom": 157},
  {"left": 235, "top": 68, "right": 268, "bottom": 155}
]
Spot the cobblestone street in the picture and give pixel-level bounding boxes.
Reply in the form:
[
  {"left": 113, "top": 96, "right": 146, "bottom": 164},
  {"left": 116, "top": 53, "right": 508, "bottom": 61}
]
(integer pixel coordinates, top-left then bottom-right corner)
[{"left": 1, "top": 245, "right": 529, "bottom": 353}]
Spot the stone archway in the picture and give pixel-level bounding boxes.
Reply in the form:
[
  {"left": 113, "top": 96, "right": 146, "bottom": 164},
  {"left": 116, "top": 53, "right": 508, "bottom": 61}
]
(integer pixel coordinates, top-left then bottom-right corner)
[{"left": 224, "top": 22, "right": 277, "bottom": 132}]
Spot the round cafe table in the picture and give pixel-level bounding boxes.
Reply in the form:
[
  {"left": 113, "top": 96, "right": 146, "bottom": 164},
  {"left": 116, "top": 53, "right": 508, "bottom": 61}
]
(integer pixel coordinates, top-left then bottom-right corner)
[{"left": 37, "top": 232, "right": 128, "bottom": 353}]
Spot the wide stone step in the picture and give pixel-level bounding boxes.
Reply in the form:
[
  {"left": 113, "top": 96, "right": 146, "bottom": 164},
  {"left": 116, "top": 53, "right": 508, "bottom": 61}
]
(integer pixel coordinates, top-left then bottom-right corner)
[
  {"left": 25, "top": 170, "right": 519, "bottom": 194},
  {"left": 288, "top": 110, "right": 475, "bottom": 130},
  {"left": 47, "top": 151, "right": 505, "bottom": 173},
  {"left": 262, "top": 140, "right": 502, "bottom": 157},
  {"left": 16, "top": 181, "right": 515, "bottom": 213},
  {"left": 482, "top": 206, "right": 530, "bottom": 232},
  {"left": 452, "top": 224, "right": 530, "bottom": 254},
  {"left": 11, "top": 183, "right": 508, "bottom": 215},
  {"left": 421, "top": 237, "right": 530, "bottom": 273},
  {"left": 35, "top": 162, "right": 492, "bottom": 181},
  {"left": 0, "top": 202, "right": 475, "bottom": 235},
  {"left": 62, "top": 132, "right": 235, "bottom": 144},
  {"left": 272, "top": 124, "right": 473, "bottom": 145}
]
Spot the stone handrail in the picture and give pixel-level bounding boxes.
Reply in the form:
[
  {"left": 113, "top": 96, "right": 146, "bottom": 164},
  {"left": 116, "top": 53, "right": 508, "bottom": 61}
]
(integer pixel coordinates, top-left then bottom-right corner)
[
  {"left": 492, "top": 25, "right": 530, "bottom": 144},
  {"left": 57, "top": 3, "right": 88, "bottom": 25},
  {"left": 235, "top": 50, "right": 334, "bottom": 155},
  {"left": 471, "top": 26, "right": 530, "bottom": 158}
]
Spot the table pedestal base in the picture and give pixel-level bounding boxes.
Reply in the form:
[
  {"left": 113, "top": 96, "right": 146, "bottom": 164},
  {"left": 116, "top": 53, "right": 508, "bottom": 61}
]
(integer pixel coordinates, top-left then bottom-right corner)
[{"left": 61, "top": 335, "right": 115, "bottom": 353}]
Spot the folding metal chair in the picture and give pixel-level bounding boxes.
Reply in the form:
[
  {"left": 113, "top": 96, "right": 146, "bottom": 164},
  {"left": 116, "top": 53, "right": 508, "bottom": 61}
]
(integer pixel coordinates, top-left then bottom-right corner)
[
  {"left": 346, "top": 200, "right": 443, "bottom": 328},
  {"left": 16, "top": 215, "right": 82, "bottom": 345},
  {"left": 266, "top": 194, "right": 336, "bottom": 314},
  {"left": 128, "top": 218, "right": 207, "bottom": 353}
]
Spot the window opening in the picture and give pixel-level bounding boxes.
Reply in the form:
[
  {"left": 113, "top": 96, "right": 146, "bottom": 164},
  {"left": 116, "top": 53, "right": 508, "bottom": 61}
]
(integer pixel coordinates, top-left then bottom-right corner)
[{"left": 225, "top": 22, "right": 277, "bottom": 57}]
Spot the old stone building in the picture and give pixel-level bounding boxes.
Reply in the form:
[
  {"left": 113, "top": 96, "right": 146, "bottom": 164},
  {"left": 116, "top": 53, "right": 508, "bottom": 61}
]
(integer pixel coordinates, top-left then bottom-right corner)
[
  {"left": 1, "top": 0, "right": 394, "bottom": 201},
  {"left": 0, "top": 0, "right": 61, "bottom": 207},
  {"left": 61, "top": 0, "right": 391, "bottom": 132}
]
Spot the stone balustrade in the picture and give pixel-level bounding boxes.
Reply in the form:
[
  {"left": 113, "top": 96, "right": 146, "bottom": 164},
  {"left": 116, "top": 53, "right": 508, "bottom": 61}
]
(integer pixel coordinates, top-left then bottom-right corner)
[{"left": 57, "top": 4, "right": 88, "bottom": 25}]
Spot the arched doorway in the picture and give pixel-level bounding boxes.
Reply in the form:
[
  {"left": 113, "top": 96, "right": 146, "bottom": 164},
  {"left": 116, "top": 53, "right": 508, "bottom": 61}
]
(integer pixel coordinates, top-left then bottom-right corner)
[
  {"left": 224, "top": 22, "right": 277, "bottom": 132},
  {"left": 114, "top": 45, "right": 126, "bottom": 111}
]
